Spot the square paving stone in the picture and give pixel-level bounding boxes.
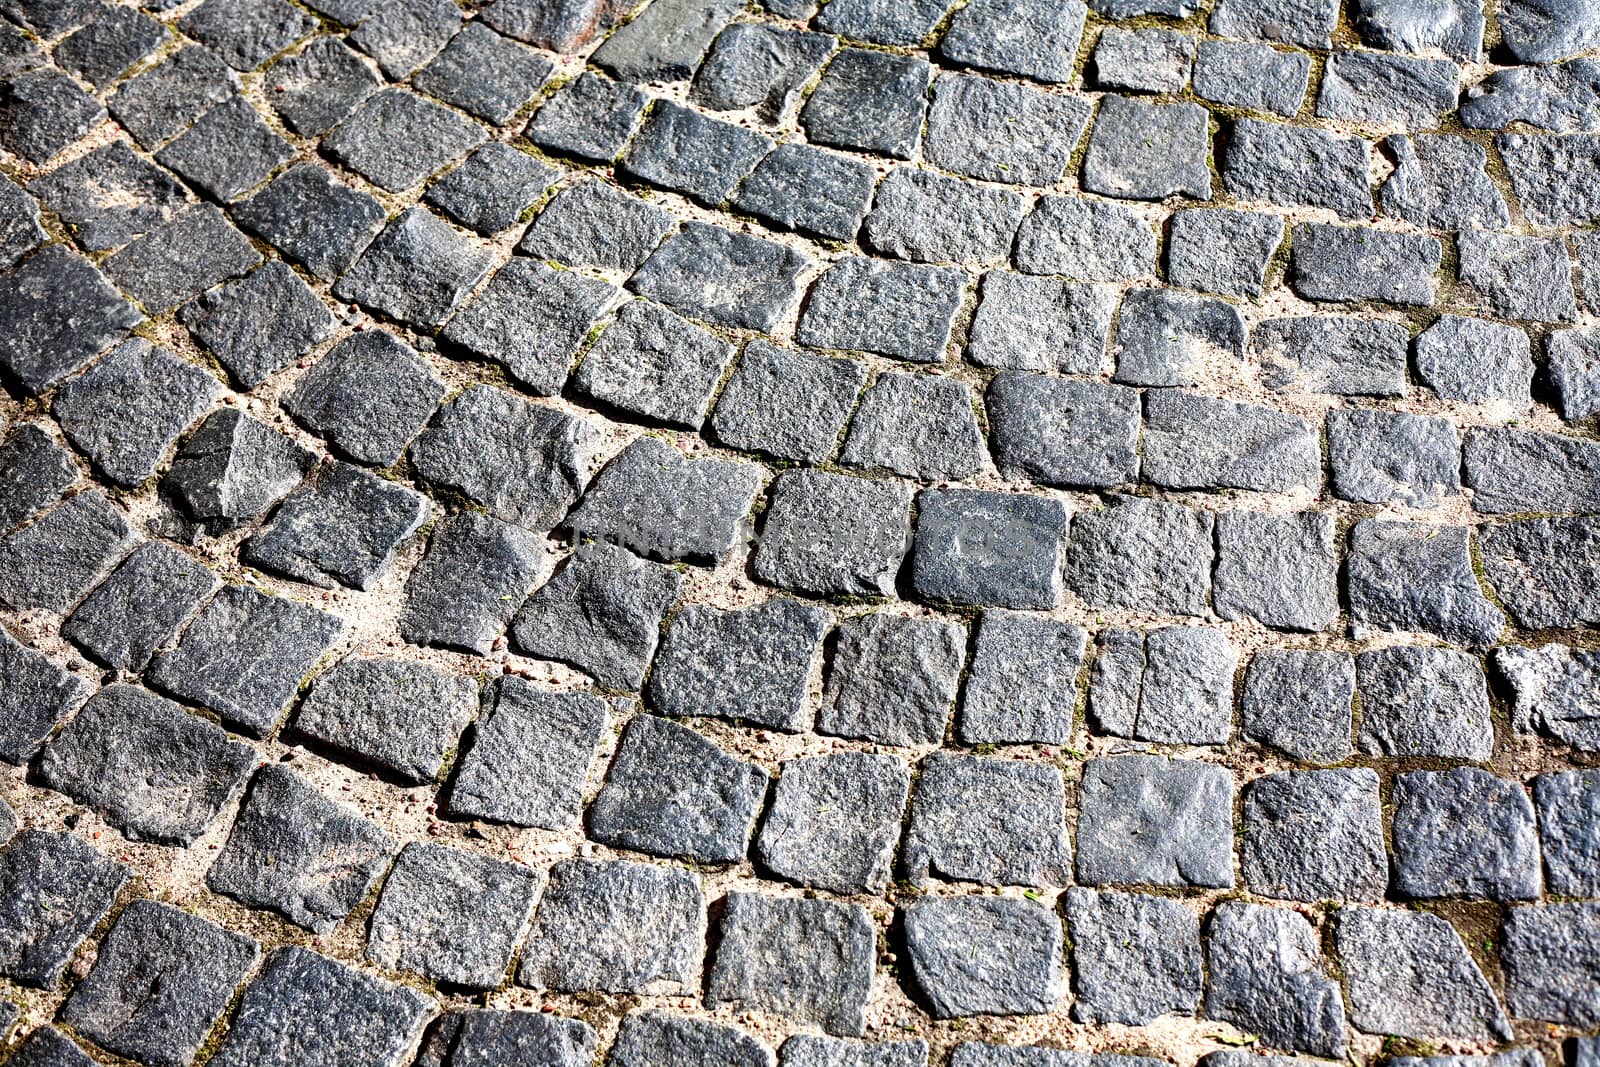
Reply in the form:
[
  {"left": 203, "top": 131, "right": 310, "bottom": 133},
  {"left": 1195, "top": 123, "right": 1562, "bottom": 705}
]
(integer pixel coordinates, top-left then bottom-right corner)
[
  {"left": 447, "top": 682, "right": 607, "bottom": 829},
  {"left": 52, "top": 339, "right": 219, "bottom": 487},
  {"left": 905, "top": 753, "right": 1070, "bottom": 887},
  {"left": 821, "top": 613, "right": 965, "bottom": 747},
  {"left": 0, "top": 626, "right": 90, "bottom": 766},
  {"left": 796, "top": 257, "right": 965, "bottom": 364},
  {"left": 1066, "top": 888, "right": 1201, "bottom": 1026},
  {"left": 1346, "top": 521, "right": 1505, "bottom": 649},
  {"left": 1093, "top": 28, "right": 1194, "bottom": 93},
  {"left": 589, "top": 0, "right": 739, "bottom": 83},
  {"left": 1203, "top": 903, "right": 1346, "bottom": 1058},
  {"left": 561, "top": 436, "right": 759, "bottom": 564},
  {"left": 754, "top": 470, "right": 912, "bottom": 598},
  {"left": 206, "top": 764, "right": 394, "bottom": 932},
  {"left": 401, "top": 512, "right": 547, "bottom": 656},
  {"left": 183, "top": 261, "right": 335, "bottom": 390},
  {"left": 1290, "top": 222, "right": 1440, "bottom": 306},
  {"left": 180, "top": 0, "right": 314, "bottom": 70},
  {"left": 1117, "top": 626, "right": 1235, "bottom": 745},
  {"left": 243, "top": 461, "right": 427, "bottom": 590},
  {"left": 1457, "top": 229, "right": 1578, "bottom": 323},
  {"left": 347, "top": 0, "right": 460, "bottom": 79},
  {"left": 606, "top": 1011, "right": 774, "bottom": 1067},
  {"left": 29, "top": 141, "right": 189, "bottom": 253},
  {"left": 1084, "top": 95, "right": 1211, "bottom": 201},
  {"left": 903, "top": 896, "right": 1062, "bottom": 1019},
  {"left": 208, "top": 947, "right": 434, "bottom": 1067},
  {"left": 650, "top": 598, "right": 829, "bottom": 733},
  {"left": 708, "top": 893, "right": 875, "bottom": 1036},
  {"left": 410, "top": 385, "right": 598, "bottom": 532},
  {"left": 690, "top": 22, "right": 833, "bottom": 122},
  {"left": 1076, "top": 755, "right": 1234, "bottom": 888},
  {"left": 63, "top": 541, "right": 215, "bottom": 673},
  {"left": 910, "top": 489, "right": 1067, "bottom": 610},
  {"left": 967, "top": 273, "right": 1115, "bottom": 374},
  {"left": 816, "top": 0, "right": 951, "bottom": 44},
  {"left": 0, "top": 70, "right": 104, "bottom": 164},
  {"left": 293, "top": 656, "right": 475, "bottom": 784},
  {"left": 325, "top": 89, "right": 484, "bottom": 193},
  {"left": 1013, "top": 194, "right": 1156, "bottom": 280},
  {"left": 1142, "top": 391, "right": 1317, "bottom": 492},
  {"left": 54, "top": 6, "right": 165, "bottom": 86},
  {"left": 234, "top": 165, "right": 386, "bottom": 282},
  {"left": 108, "top": 46, "right": 239, "bottom": 149},
  {"left": 1533, "top": 769, "right": 1600, "bottom": 897},
  {"left": 0, "top": 490, "right": 136, "bottom": 613},
  {"left": 1498, "top": 133, "right": 1600, "bottom": 227},
  {"left": 1166, "top": 208, "right": 1284, "bottom": 298},
  {"left": 780, "top": 1037, "right": 928, "bottom": 1067},
  {"left": 1113, "top": 289, "right": 1245, "bottom": 388},
  {"left": 105, "top": 204, "right": 262, "bottom": 316},
  {"left": 1327, "top": 409, "right": 1461, "bottom": 508},
  {"left": 510, "top": 542, "right": 680, "bottom": 689},
  {"left": 573, "top": 299, "right": 733, "bottom": 428},
  {"left": 285, "top": 330, "right": 443, "bottom": 466},
  {"left": 1254, "top": 314, "right": 1409, "bottom": 396},
  {"left": 840, "top": 372, "right": 984, "bottom": 482},
  {"left": 756, "top": 751, "right": 909, "bottom": 895},
  {"left": 630, "top": 221, "right": 809, "bottom": 332},
  {"left": 414, "top": 22, "right": 550, "bottom": 125},
  {"left": 800, "top": 48, "right": 931, "bottom": 160},
  {"left": 732, "top": 143, "right": 876, "bottom": 243},
  {"left": 333, "top": 207, "right": 495, "bottom": 329},
  {"left": 1415, "top": 316, "right": 1534, "bottom": 408},
  {"left": 619, "top": 102, "right": 771, "bottom": 206},
  {"left": 959, "top": 611, "right": 1084, "bottom": 745},
  {"left": 524, "top": 72, "right": 646, "bottom": 162},
  {"left": 520, "top": 179, "right": 675, "bottom": 272},
  {"left": 0, "top": 830, "right": 126, "bottom": 989},
  {"left": 155, "top": 96, "right": 292, "bottom": 203},
  {"left": 439, "top": 1011, "right": 595, "bottom": 1067},
  {"left": 0, "top": 425, "right": 77, "bottom": 535},
  {"left": 711, "top": 341, "right": 865, "bottom": 462},
  {"left": 520, "top": 858, "right": 704, "bottom": 995},
  {"left": 1503, "top": 904, "right": 1600, "bottom": 1027},
  {"left": 865, "top": 167, "right": 1025, "bottom": 267},
  {"left": 1316, "top": 50, "right": 1457, "bottom": 129},
  {"left": 367, "top": 841, "right": 541, "bottom": 990},
  {"left": 1064, "top": 495, "right": 1211, "bottom": 618},
  {"left": 425, "top": 144, "right": 556, "bottom": 236},
  {"left": 1393, "top": 767, "right": 1540, "bottom": 902},
  {"left": 1240, "top": 769, "right": 1386, "bottom": 903},
  {"left": 1355, "top": 646, "right": 1493, "bottom": 759},
  {"left": 1498, "top": 643, "right": 1600, "bottom": 751},
  {"left": 60, "top": 900, "right": 259, "bottom": 1067},
  {"left": 148, "top": 585, "right": 343, "bottom": 735},
  {"left": 0, "top": 244, "right": 141, "bottom": 395},
  {"left": 1192, "top": 40, "right": 1309, "bottom": 116},
  {"left": 444, "top": 260, "right": 615, "bottom": 396},
  {"left": 1222, "top": 119, "right": 1372, "bottom": 218},
  {"left": 162, "top": 409, "right": 314, "bottom": 526},
  {"left": 1214, "top": 511, "right": 1338, "bottom": 633},
  {"left": 267, "top": 36, "right": 378, "bottom": 137},
  {"left": 937, "top": 0, "right": 1084, "bottom": 81},
  {"left": 0, "top": 175, "right": 40, "bottom": 270},
  {"left": 588, "top": 713, "right": 768, "bottom": 864},
  {"left": 925, "top": 73, "right": 1089, "bottom": 186},
  {"left": 1380, "top": 133, "right": 1509, "bottom": 231}
]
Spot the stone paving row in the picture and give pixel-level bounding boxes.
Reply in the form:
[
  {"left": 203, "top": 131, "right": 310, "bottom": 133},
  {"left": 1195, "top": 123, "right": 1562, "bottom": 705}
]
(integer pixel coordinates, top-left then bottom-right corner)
[{"left": 2, "top": 0, "right": 1600, "bottom": 1063}]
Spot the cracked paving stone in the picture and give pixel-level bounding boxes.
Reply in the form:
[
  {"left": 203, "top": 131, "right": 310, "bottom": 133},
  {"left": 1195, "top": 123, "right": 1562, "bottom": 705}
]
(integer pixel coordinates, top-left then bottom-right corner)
[
  {"left": 650, "top": 598, "right": 829, "bottom": 733},
  {"left": 1214, "top": 511, "right": 1339, "bottom": 633},
  {"left": 690, "top": 22, "right": 834, "bottom": 122},
  {"left": 267, "top": 36, "right": 378, "bottom": 137},
  {"left": 286, "top": 330, "right": 444, "bottom": 466},
  {"left": 0, "top": 70, "right": 104, "bottom": 165},
  {"left": 1290, "top": 223, "right": 1440, "bottom": 305},
  {"left": 730, "top": 143, "right": 877, "bottom": 243},
  {"left": 425, "top": 144, "right": 557, "bottom": 236},
  {"left": 206, "top": 764, "right": 394, "bottom": 932},
  {"left": 1084, "top": 95, "right": 1211, "bottom": 201},
  {"left": 630, "top": 221, "right": 809, "bottom": 332},
  {"left": 926, "top": 73, "right": 1090, "bottom": 186},
  {"left": 401, "top": 513, "right": 548, "bottom": 656},
  {"left": 1142, "top": 391, "right": 1318, "bottom": 492},
  {"left": 711, "top": 341, "right": 865, "bottom": 462},
  {"left": 519, "top": 858, "right": 704, "bottom": 995},
  {"left": 607, "top": 1011, "right": 774, "bottom": 1067},
  {"left": 1392, "top": 767, "right": 1541, "bottom": 902},
  {"left": 1065, "top": 888, "right": 1202, "bottom": 1026},
  {"left": 367, "top": 841, "right": 541, "bottom": 990},
  {"left": 163, "top": 409, "right": 315, "bottom": 525},
  {"left": 348, "top": 0, "right": 460, "bottom": 80},
  {"left": 410, "top": 384, "right": 597, "bottom": 532},
  {"left": 1316, "top": 51, "right": 1458, "bottom": 129},
  {"left": 904, "top": 753, "right": 1071, "bottom": 887},
  {"left": 1222, "top": 119, "right": 1372, "bottom": 218},
  {"left": 106, "top": 205, "right": 262, "bottom": 317},
  {"left": 938, "top": 0, "right": 1086, "bottom": 83},
  {"left": 959, "top": 611, "right": 1085, "bottom": 745},
  {"left": 1462, "top": 58, "right": 1600, "bottom": 132},
  {"left": 1240, "top": 769, "right": 1386, "bottom": 903},
  {"left": 754, "top": 470, "right": 912, "bottom": 598},
  {"left": 590, "top": 0, "right": 739, "bottom": 83},
  {"left": 0, "top": 628, "right": 89, "bottom": 766},
  {"left": 334, "top": 206, "right": 495, "bottom": 328},
  {"left": 242, "top": 460, "right": 428, "bottom": 591},
  {"left": 755, "top": 751, "right": 909, "bottom": 895},
  {"left": 52, "top": 338, "right": 220, "bottom": 487},
  {"left": 820, "top": 613, "right": 964, "bottom": 746},
  {"left": 438, "top": 1011, "right": 595, "bottom": 1067},
  {"left": 796, "top": 257, "right": 964, "bottom": 363},
  {"left": 1533, "top": 769, "right": 1600, "bottom": 896},
  {"left": 1497, "top": 0, "right": 1600, "bottom": 63},
  {"left": 1193, "top": 40, "right": 1310, "bottom": 117},
  {"left": 1064, "top": 495, "right": 1212, "bottom": 618},
  {"left": 1076, "top": 755, "right": 1234, "bottom": 888},
  {"left": 62, "top": 541, "right": 217, "bottom": 673},
  {"left": 780, "top": 1036, "right": 928, "bottom": 1067},
  {"left": 1549, "top": 326, "right": 1600, "bottom": 419},
  {"left": 840, "top": 372, "right": 985, "bottom": 482},
  {"left": 1503, "top": 903, "right": 1600, "bottom": 1026},
  {"left": 1113, "top": 289, "right": 1245, "bottom": 388},
  {"left": 0, "top": 244, "right": 141, "bottom": 395},
  {"left": 54, "top": 6, "right": 166, "bottom": 87},
  {"left": 1335, "top": 906, "right": 1510, "bottom": 1041},
  {"left": 148, "top": 585, "right": 343, "bottom": 736},
  {"left": 180, "top": 0, "right": 314, "bottom": 71},
  {"left": 156, "top": 96, "right": 293, "bottom": 203},
  {"left": 0, "top": 490, "right": 137, "bottom": 613},
  {"left": 511, "top": 542, "right": 682, "bottom": 689},
  {"left": 1327, "top": 409, "right": 1461, "bottom": 508},
  {"left": 413, "top": 21, "right": 550, "bottom": 125},
  {"left": 446, "top": 683, "right": 607, "bottom": 829},
  {"left": 621, "top": 102, "right": 771, "bottom": 206},
  {"left": 1166, "top": 208, "right": 1284, "bottom": 299},
  {"left": 182, "top": 261, "right": 335, "bottom": 390},
  {"left": 800, "top": 48, "right": 931, "bottom": 160},
  {"left": 1106, "top": 626, "right": 1235, "bottom": 745},
  {"left": 910, "top": 489, "right": 1067, "bottom": 610},
  {"left": 589, "top": 714, "right": 768, "bottom": 864},
  {"left": 1356, "top": 646, "right": 1493, "bottom": 758},
  {"left": 208, "top": 947, "right": 434, "bottom": 1067},
  {"left": 325, "top": 89, "right": 485, "bottom": 193},
  {"left": 1497, "top": 132, "right": 1600, "bottom": 227},
  {"left": 443, "top": 259, "right": 616, "bottom": 395},
  {"left": 1354, "top": 0, "right": 1484, "bottom": 57},
  {"left": 521, "top": 179, "right": 675, "bottom": 272},
  {"left": 561, "top": 436, "right": 759, "bottom": 564},
  {"left": 1380, "top": 134, "right": 1508, "bottom": 230},
  {"left": 1414, "top": 316, "right": 1533, "bottom": 408},
  {"left": 1346, "top": 521, "right": 1505, "bottom": 649},
  {"left": 28, "top": 141, "right": 188, "bottom": 253},
  {"left": 1254, "top": 314, "right": 1410, "bottom": 396},
  {"left": 1204, "top": 903, "right": 1346, "bottom": 1058},
  {"left": 234, "top": 164, "right": 387, "bottom": 282},
  {"left": 707, "top": 893, "right": 875, "bottom": 1037},
  {"left": 59, "top": 900, "right": 259, "bottom": 1067},
  {"left": 574, "top": 299, "right": 733, "bottom": 428},
  {"left": 107, "top": 46, "right": 238, "bottom": 149},
  {"left": 967, "top": 273, "right": 1115, "bottom": 374},
  {"left": 524, "top": 72, "right": 647, "bottom": 162},
  {"left": 0, "top": 426, "right": 76, "bottom": 535},
  {"left": 865, "top": 167, "right": 1026, "bottom": 267},
  {"left": 1498, "top": 643, "right": 1600, "bottom": 751},
  {"left": 1094, "top": 28, "right": 1195, "bottom": 94},
  {"left": 0, "top": 830, "right": 126, "bottom": 989},
  {"left": 292, "top": 656, "right": 476, "bottom": 784},
  {"left": 815, "top": 0, "right": 950, "bottom": 45},
  {"left": 903, "top": 895, "right": 1062, "bottom": 1019},
  {"left": 1457, "top": 229, "right": 1578, "bottom": 323},
  {"left": 1014, "top": 194, "right": 1156, "bottom": 280}
]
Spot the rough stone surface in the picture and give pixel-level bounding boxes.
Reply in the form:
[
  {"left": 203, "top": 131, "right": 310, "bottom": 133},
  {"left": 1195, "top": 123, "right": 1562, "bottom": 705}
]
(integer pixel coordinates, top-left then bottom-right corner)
[
  {"left": 1114, "top": 289, "right": 1247, "bottom": 388},
  {"left": 1254, "top": 314, "right": 1411, "bottom": 396},
  {"left": 754, "top": 470, "right": 911, "bottom": 598},
  {"left": 0, "top": 245, "right": 141, "bottom": 395},
  {"left": 800, "top": 48, "right": 930, "bottom": 160},
  {"left": 1241, "top": 650, "right": 1354, "bottom": 764},
  {"left": 0, "top": 830, "right": 127, "bottom": 988},
  {"left": 1414, "top": 316, "right": 1533, "bottom": 409},
  {"left": 1328, "top": 408, "right": 1460, "bottom": 508},
  {"left": 0, "top": 490, "right": 136, "bottom": 613},
  {"left": 1142, "top": 391, "right": 1318, "bottom": 492},
  {"left": 797, "top": 257, "right": 964, "bottom": 364},
  {"left": 925, "top": 73, "right": 1090, "bottom": 186},
  {"left": 1381, "top": 134, "right": 1509, "bottom": 230},
  {"left": 574, "top": 299, "right": 734, "bottom": 428},
  {"left": 1392, "top": 768, "right": 1541, "bottom": 902},
  {"left": 711, "top": 341, "right": 865, "bottom": 462},
  {"left": 1290, "top": 222, "right": 1441, "bottom": 306},
  {"left": 840, "top": 372, "right": 984, "bottom": 482},
  {"left": 1240, "top": 770, "right": 1386, "bottom": 903},
  {"left": 1014, "top": 195, "right": 1157, "bottom": 280},
  {"left": 1064, "top": 496, "right": 1212, "bottom": 618},
  {"left": 1533, "top": 769, "right": 1600, "bottom": 896},
  {"left": 910, "top": 489, "right": 1067, "bottom": 610},
  {"left": 293, "top": 656, "right": 475, "bottom": 784},
  {"left": 1502, "top": 904, "right": 1600, "bottom": 1027},
  {"left": 1066, "top": 888, "right": 1202, "bottom": 1026},
  {"left": 903, "top": 896, "right": 1062, "bottom": 1019},
  {"left": 630, "top": 221, "right": 808, "bottom": 332},
  {"left": 332, "top": 206, "right": 495, "bottom": 329},
  {"left": 903, "top": 753, "right": 1070, "bottom": 887},
  {"left": 959, "top": 611, "right": 1085, "bottom": 745},
  {"left": 1204, "top": 904, "right": 1347, "bottom": 1057},
  {"left": 756, "top": 751, "right": 909, "bottom": 895},
  {"left": 1345, "top": 521, "right": 1505, "bottom": 649},
  {"left": 1214, "top": 511, "right": 1338, "bottom": 633},
  {"left": 1356, "top": 646, "right": 1493, "bottom": 758},
  {"left": 1075, "top": 756, "right": 1234, "bottom": 888},
  {"left": 1335, "top": 906, "right": 1510, "bottom": 1040},
  {"left": 1084, "top": 95, "right": 1212, "bottom": 201},
  {"left": 1224, "top": 119, "right": 1372, "bottom": 218}
]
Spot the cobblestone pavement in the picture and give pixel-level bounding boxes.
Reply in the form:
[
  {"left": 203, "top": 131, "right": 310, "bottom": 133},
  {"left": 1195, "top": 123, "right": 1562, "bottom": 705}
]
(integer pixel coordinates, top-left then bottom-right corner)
[{"left": 3, "top": 0, "right": 1600, "bottom": 1064}]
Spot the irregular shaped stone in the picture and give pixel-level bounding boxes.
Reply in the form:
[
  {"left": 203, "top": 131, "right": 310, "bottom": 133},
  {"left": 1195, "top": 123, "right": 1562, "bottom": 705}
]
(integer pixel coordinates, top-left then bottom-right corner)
[
  {"left": 754, "top": 471, "right": 911, "bottom": 598},
  {"left": 1497, "top": 132, "right": 1600, "bottom": 226},
  {"left": 690, "top": 22, "right": 833, "bottom": 122},
  {"left": 815, "top": 0, "right": 950, "bottom": 44},
  {"left": 711, "top": 341, "right": 865, "bottom": 462},
  {"left": 293, "top": 657, "right": 475, "bottom": 784},
  {"left": 1223, "top": 119, "right": 1372, "bottom": 218},
  {"left": 6, "top": 1027, "right": 94, "bottom": 1066},
  {"left": 959, "top": 611, "right": 1085, "bottom": 745},
  {"left": 796, "top": 257, "right": 965, "bottom": 363},
  {"left": 573, "top": 299, "right": 734, "bottom": 428},
  {"left": 0, "top": 245, "right": 140, "bottom": 394},
  {"left": 1356, "top": 646, "right": 1493, "bottom": 758},
  {"left": 1461, "top": 58, "right": 1600, "bottom": 132},
  {"left": 925, "top": 73, "right": 1090, "bottom": 186},
  {"left": 424, "top": 143, "right": 557, "bottom": 235},
  {"left": 1129, "top": 627, "right": 1235, "bottom": 744},
  {"left": 0, "top": 491, "right": 136, "bottom": 613},
  {"left": 443, "top": 259, "right": 615, "bottom": 396},
  {"left": 164, "top": 410, "right": 314, "bottom": 525},
  {"left": 1166, "top": 208, "right": 1284, "bottom": 298},
  {"left": 1481, "top": 516, "right": 1600, "bottom": 630},
  {"left": 155, "top": 95, "right": 293, "bottom": 202},
  {"left": 620, "top": 101, "right": 771, "bottom": 206},
  {"left": 1065, "top": 888, "right": 1202, "bottom": 1026},
  {"left": 1549, "top": 326, "right": 1600, "bottom": 420},
  {"left": 840, "top": 372, "right": 984, "bottom": 482},
  {"left": 448, "top": 683, "right": 609, "bottom": 829},
  {"left": 0, "top": 627, "right": 90, "bottom": 766},
  {"left": 399, "top": 514, "right": 545, "bottom": 656},
  {"left": 607, "top": 1011, "right": 774, "bottom": 1067},
  {"left": 1380, "top": 134, "right": 1508, "bottom": 230},
  {"left": 966, "top": 273, "right": 1115, "bottom": 373},
  {"left": 1076, "top": 755, "right": 1234, "bottom": 888},
  {"left": 904, "top": 753, "right": 1070, "bottom": 886},
  {"left": 1192, "top": 40, "right": 1310, "bottom": 116},
  {"left": 910, "top": 489, "right": 1068, "bottom": 610},
  {"left": 1458, "top": 229, "right": 1577, "bottom": 323},
  {"left": 286, "top": 331, "right": 443, "bottom": 466},
  {"left": 1533, "top": 769, "right": 1600, "bottom": 898},
  {"left": 1214, "top": 511, "right": 1338, "bottom": 633},
  {"left": 63, "top": 541, "right": 217, "bottom": 673},
  {"left": 0, "top": 177, "right": 41, "bottom": 270},
  {"left": 756, "top": 751, "right": 909, "bottom": 895},
  {"left": 183, "top": 262, "right": 335, "bottom": 391},
  {"left": 800, "top": 48, "right": 931, "bottom": 160},
  {"left": 1501, "top": 903, "right": 1600, "bottom": 1027},
  {"left": 1392, "top": 767, "right": 1540, "bottom": 901},
  {"left": 1241, "top": 650, "right": 1353, "bottom": 764},
  {"left": 1354, "top": 0, "right": 1483, "bottom": 57},
  {"left": 413, "top": 21, "right": 549, "bottom": 126},
  {"left": 233, "top": 164, "right": 386, "bottom": 282},
  {"left": 1414, "top": 316, "right": 1533, "bottom": 408},
  {"left": 521, "top": 179, "right": 675, "bottom": 272},
  {"left": 324, "top": 89, "right": 483, "bottom": 193},
  {"left": 105, "top": 205, "right": 263, "bottom": 317},
  {"left": 0, "top": 427, "right": 76, "bottom": 536},
  {"left": 180, "top": 0, "right": 314, "bottom": 70},
  {"left": 267, "top": 36, "right": 378, "bottom": 136},
  {"left": 0, "top": 70, "right": 104, "bottom": 164},
  {"left": 1317, "top": 51, "right": 1458, "bottom": 128},
  {"left": 347, "top": 0, "right": 460, "bottom": 80},
  {"left": 1142, "top": 391, "right": 1318, "bottom": 492},
  {"left": 630, "top": 222, "right": 808, "bottom": 332},
  {"left": 1114, "top": 289, "right": 1247, "bottom": 388},
  {"left": 1084, "top": 95, "right": 1211, "bottom": 201},
  {"left": 524, "top": 72, "right": 646, "bottom": 162},
  {"left": 1093, "top": 28, "right": 1194, "bottom": 93},
  {"left": 1255, "top": 315, "right": 1410, "bottom": 396},
  {"left": 1064, "top": 496, "right": 1212, "bottom": 618},
  {"left": 1346, "top": 521, "right": 1504, "bottom": 649},
  {"left": 1208, "top": 0, "right": 1338, "bottom": 43},
  {"left": 443, "top": 1011, "right": 595, "bottom": 1067},
  {"left": 479, "top": 0, "right": 626, "bottom": 49},
  {"left": 332, "top": 206, "right": 494, "bottom": 329},
  {"left": 939, "top": 0, "right": 1087, "bottom": 83},
  {"left": 1327, "top": 408, "right": 1460, "bottom": 508},
  {"left": 865, "top": 167, "right": 1025, "bottom": 267},
  {"left": 1204, "top": 904, "right": 1346, "bottom": 1058},
  {"left": 28, "top": 142, "right": 188, "bottom": 253},
  {"left": 54, "top": 6, "right": 166, "bottom": 86},
  {"left": 1497, "top": 644, "right": 1600, "bottom": 751},
  {"left": 1241, "top": 770, "right": 1385, "bottom": 903},
  {"left": 107, "top": 45, "right": 238, "bottom": 148},
  {"left": 0, "top": 830, "right": 126, "bottom": 989},
  {"left": 780, "top": 1037, "right": 928, "bottom": 1067},
  {"left": 730, "top": 143, "right": 877, "bottom": 242},
  {"left": 1013, "top": 195, "right": 1156, "bottom": 280},
  {"left": 1290, "top": 222, "right": 1440, "bottom": 305},
  {"left": 1335, "top": 906, "right": 1509, "bottom": 1040},
  {"left": 1086, "top": 630, "right": 1144, "bottom": 739},
  {"left": 590, "top": 0, "right": 739, "bottom": 82},
  {"left": 1498, "top": 0, "right": 1600, "bottom": 63},
  {"left": 903, "top": 896, "right": 1062, "bottom": 1018}
]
